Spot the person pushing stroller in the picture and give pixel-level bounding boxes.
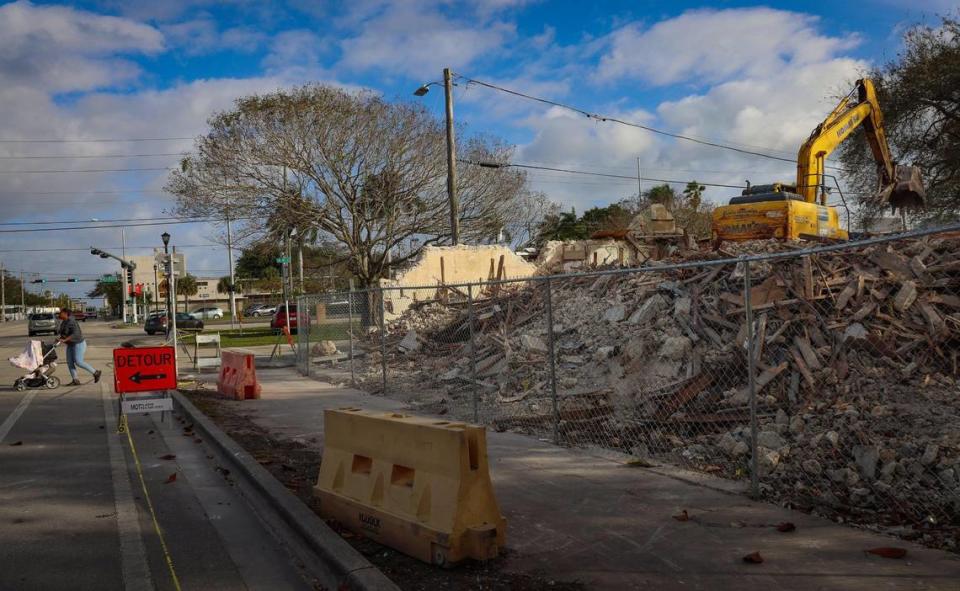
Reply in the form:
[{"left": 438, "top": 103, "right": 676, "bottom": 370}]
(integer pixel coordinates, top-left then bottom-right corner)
[{"left": 56, "top": 308, "right": 102, "bottom": 386}]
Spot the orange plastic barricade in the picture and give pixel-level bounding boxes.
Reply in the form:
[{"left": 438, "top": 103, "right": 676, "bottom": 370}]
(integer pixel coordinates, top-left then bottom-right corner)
[
  {"left": 216, "top": 349, "right": 262, "bottom": 400},
  {"left": 315, "top": 408, "right": 506, "bottom": 566}
]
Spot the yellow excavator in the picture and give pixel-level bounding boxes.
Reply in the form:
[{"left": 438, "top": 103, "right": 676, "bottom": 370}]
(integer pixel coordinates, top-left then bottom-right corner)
[{"left": 711, "top": 78, "right": 925, "bottom": 243}]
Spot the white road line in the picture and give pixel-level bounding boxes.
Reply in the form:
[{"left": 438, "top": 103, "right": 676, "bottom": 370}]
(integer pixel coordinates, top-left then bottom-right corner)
[
  {"left": 0, "top": 391, "right": 37, "bottom": 444},
  {"left": 102, "top": 385, "right": 155, "bottom": 591}
]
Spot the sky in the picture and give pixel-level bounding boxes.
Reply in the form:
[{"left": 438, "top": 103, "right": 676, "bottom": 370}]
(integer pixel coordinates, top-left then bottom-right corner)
[{"left": 0, "top": 0, "right": 954, "bottom": 303}]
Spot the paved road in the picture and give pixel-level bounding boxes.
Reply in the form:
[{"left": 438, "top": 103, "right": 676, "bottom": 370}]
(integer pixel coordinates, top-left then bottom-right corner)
[{"left": 0, "top": 320, "right": 314, "bottom": 591}]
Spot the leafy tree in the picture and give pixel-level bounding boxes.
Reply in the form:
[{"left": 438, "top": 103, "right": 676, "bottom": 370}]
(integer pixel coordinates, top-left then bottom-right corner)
[
  {"left": 256, "top": 267, "right": 282, "bottom": 296},
  {"left": 839, "top": 16, "right": 960, "bottom": 226},
  {"left": 88, "top": 279, "right": 123, "bottom": 310},
  {"left": 167, "top": 85, "right": 532, "bottom": 287},
  {"left": 216, "top": 275, "right": 241, "bottom": 295},
  {"left": 682, "top": 181, "right": 706, "bottom": 211},
  {"left": 644, "top": 184, "right": 677, "bottom": 208},
  {"left": 580, "top": 202, "right": 637, "bottom": 234}
]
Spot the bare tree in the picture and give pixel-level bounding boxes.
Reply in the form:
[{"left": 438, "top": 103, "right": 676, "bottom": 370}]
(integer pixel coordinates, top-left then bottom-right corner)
[{"left": 167, "top": 85, "right": 531, "bottom": 286}]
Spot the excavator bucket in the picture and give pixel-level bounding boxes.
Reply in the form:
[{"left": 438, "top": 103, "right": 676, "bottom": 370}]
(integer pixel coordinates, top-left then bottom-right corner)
[{"left": 883, "top": 165, "right": 925, "bottom": 212}]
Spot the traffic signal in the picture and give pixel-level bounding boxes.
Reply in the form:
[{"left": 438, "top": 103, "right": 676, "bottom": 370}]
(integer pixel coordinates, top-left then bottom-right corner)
[
  {"left": 31, "top": 278, "right": 45, "bottom": 284},
  {"left": 67, "top": 278, "right": 78, "bottom": 283},
  {"left": 126, "top": 267, "right": 135, "bottom": 293}
]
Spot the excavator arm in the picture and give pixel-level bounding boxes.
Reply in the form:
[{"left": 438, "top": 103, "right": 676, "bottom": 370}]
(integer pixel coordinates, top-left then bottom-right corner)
[{"left": 795, "top": 78, "right": 924, "bottom": 211}]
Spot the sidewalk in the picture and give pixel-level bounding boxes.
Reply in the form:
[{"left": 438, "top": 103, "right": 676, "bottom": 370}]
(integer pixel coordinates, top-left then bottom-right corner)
[{"left": 199, "top": 367, "right": 960, "bottom": 590}]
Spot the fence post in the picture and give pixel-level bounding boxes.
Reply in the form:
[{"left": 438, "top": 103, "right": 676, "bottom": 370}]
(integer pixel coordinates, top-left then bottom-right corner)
[
  {"left": 742, "top": 258, "right": 760, "bottom": 499},
  {"left": 467, "top": 283, "right": 479, "bottom": 423},
  {"left": 304, "top": 296, "right": 312, "bottom": 378},
  {"left": 379, "top": 288, "right": 387, "bottom": 395},
  {"left": 348, "top": 283, "right": 355, "bottom": 386},
  {"left": 544, "top": 277, "right": 560, "bottom": 445}
]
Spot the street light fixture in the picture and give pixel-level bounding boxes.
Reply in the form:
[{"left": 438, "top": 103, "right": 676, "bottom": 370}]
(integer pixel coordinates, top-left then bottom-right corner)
[
  {"left": 413, "top": 67, "right": 460, "bottom": 245},
  {"left": 161, "top": 232, "right": 171, "bottom": 248}
]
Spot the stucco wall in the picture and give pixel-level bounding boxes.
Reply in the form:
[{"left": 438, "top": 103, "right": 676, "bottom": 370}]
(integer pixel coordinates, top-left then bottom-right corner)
[
  {"left": 381, "top": 245, "right": 538, "bottom": 319},
  {"left": 537, "top": 239, "right": 640, "bottom": 273}
]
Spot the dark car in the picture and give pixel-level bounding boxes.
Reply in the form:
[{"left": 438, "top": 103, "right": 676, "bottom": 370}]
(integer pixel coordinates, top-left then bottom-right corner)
[
  {"left": 144, "top": 312, "right": 204, "bottom": 335},
  {"left": 271, "top": 304, "right": 298, "bottom": 334},
  {"left": 73, "top": 310, "right": 87, "bottom": 322}
]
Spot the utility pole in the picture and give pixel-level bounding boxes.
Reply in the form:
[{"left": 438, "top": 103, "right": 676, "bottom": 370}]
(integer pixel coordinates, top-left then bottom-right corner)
[
  {"left": 637, "top": 157, "right": 643, "bottom": 201},
  {"left": 1, "top": 261, "right": 5, "bottom": 323},
  {"left": 443, "top": 67, "right": 460, "bottom": 245},
  {"left": 121, "top": 228, "right": 128, "bottom": 323},
  {"left": 20, "top": 270, "right": 24, "bottom": 317},
  {"left": 153, "top": 264, "right": 159, "bottom": 314},
  {"left": 226, "top": 214, "right": 237, "bottom": 330}
]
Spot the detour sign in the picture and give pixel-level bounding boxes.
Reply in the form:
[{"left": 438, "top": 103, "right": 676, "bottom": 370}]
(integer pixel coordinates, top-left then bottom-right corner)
[{"left": 113, "top": 346, "right": 177, "bottom": 393}]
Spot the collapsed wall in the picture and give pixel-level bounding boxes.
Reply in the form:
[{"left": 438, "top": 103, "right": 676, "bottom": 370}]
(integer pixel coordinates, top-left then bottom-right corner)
[{"left": 361, "top": 232, "right": 960, "bottom": 546}]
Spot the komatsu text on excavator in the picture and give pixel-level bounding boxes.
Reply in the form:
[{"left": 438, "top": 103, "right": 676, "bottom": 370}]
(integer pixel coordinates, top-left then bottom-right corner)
[{"left": 711, "top": 78, "right": 925, "bottom": 243}]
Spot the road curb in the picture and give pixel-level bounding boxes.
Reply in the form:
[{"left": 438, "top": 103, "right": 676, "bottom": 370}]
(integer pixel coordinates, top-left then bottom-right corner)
[{"left": 171, "top": 390, "right": 399, "bottom": 591}]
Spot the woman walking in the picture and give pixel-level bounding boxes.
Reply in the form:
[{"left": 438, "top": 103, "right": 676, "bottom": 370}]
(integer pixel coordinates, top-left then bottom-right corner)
[{"left": 56, "top": 308, "right": 102, "bottom": 386}]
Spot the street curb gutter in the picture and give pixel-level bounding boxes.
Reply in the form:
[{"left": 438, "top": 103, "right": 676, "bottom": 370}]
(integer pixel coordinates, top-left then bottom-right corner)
[{"left": 171, "top": 390, "right": 399, "bottom": 591}]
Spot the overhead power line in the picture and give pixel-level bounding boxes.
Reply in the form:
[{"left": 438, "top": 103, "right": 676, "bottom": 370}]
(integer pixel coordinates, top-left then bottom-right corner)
[
  {"left": 462, "top": 159, "right": 748, "bottom": 189},
  {"left": 0, "top": 215, "right": 208, "bottom": 226},
  {"left": 0, "top": 189, "right": 167, "bottom": 196},
  {"left": 0, "top": 137, "right": 192, "bottom": 143},
  {"left": 458, "top": 74, "right": 849, "bottom": 172},
  {"left": 0, "top": 152, "right": 184, "bottom": 160},
  {"left": 0, "top": 244, "right": 225, "bottom": 253},
  {"left": 0, "top": 167, "right": 171, "bottom": 174},
  {"left": 0, "top": 218, "right": 238, "bottom": 234}
]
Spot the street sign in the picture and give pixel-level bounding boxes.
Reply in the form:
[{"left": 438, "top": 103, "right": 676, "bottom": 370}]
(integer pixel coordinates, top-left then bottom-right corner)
[
  {"left": 276, "top": 256, "right": 291, "bottom": 264},
  {"left": 101, "top": 274, "right": 119, "bottom": 283},
  {"left": 121, "top": 396, "right": 173, "bottom": 415},
  {"left": 113, "top": 346, "right": 177, "bottom": 393}
]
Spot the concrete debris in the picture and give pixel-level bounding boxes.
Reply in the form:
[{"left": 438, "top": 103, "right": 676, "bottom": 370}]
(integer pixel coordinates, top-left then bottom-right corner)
[
  {"left": 361, "top": 233, "right": 960, "bottom": 538},
  {"left": 311, "top": 340, "right": 338, "bottom": 357},
  {"left": 397, "top": 330, "right": 420, "bottom": 353}
]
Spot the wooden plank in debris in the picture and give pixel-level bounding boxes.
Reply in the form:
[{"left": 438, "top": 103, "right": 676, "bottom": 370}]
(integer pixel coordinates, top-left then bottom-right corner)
[
  {"left": 870, "top": 250, "right": 913, "bottom": 278},
  {"left": 655, "top": 373, "right": 714, "bottom": 420},
  {"left": 752, "top": 313, "right": 768, "bottom": 360},
  {"left": 793, "top": 335, "right": 823, "bottom": 370},
  {"left": 893, "top": 281, "right": 918, "bottom": 312},
  {"left": 802, "top": 256, "right": 814, "bottom": 299},
  {"left": 852, "top": 301, "right": 876, "bottom": 321},
  {"left": 918, "top": 301, "right": 946, "bottom": 334},
  {"left": 835, "top": 279, "right": 858, "bottom": 310},
  {"left": 736, "top": 361, "right": 788, "bottom": 399},
  {"left": 789, "top": 347, "right": 816, "bottom": 390}
]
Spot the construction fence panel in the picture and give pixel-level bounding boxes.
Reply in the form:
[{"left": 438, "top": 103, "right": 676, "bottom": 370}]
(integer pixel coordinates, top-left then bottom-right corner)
[
  {"left": 298, "top": 291, "right": 371, "bottom": 381},
  {"left": 298, "top": 225, "right": 960, "bottom": 546}
]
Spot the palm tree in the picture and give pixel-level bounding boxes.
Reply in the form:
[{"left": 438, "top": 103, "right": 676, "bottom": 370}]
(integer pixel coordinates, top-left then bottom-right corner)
[
  {"left": 683, "top": 181, "right": 706, "bottom": 211},
  {"left": 176, "top": 274, "right": 199, "bottom": 313},
  {"left": 216, "top": 275, "right": 241, "bottom": 295}
]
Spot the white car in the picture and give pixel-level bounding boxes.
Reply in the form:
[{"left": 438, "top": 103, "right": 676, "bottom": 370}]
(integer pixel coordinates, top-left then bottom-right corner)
[
  {"left": 190, "top": 306, "right": 224, "bottom": 320},
  {"left": 251, "top": 304, "right": 276, "bottom": 317}
]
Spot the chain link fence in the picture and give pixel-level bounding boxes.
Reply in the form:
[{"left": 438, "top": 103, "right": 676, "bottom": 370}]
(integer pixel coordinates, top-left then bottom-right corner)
[{"left": 298, "top": 225, "right": 960, "bottom": 549}]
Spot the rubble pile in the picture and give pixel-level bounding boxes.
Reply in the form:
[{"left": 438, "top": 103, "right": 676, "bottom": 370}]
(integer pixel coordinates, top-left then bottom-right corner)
[{"left": 361, "top": 233, "right": 960, "bottom": 538}]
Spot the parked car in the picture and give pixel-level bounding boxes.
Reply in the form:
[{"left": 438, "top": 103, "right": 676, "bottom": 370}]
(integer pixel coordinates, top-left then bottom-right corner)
[
  {"left": 271, "top": 304, "right": 298, "bottom": 334},
  {"left": 28, "top": 313, "right": 58, "bottom": 336},
  {"left": 144, "top": 311, "right": 204, "bottom": 335},
  {"left": 243, "top": 303, "right": 265, "bottom": 317},
  {"left": 73, "top": 310, "right": 87, "bottom": 322},
  {"left": 250, "top": 304, "right": 276, "bottom": 317},
  {"left": 190, "top": 306, "right": 224, "bottom": 320}
]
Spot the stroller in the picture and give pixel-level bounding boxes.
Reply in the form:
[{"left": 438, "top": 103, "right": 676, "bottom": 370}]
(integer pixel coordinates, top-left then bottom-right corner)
[{"left": 9, "top": 341, "right": 60, "bottom": 391}]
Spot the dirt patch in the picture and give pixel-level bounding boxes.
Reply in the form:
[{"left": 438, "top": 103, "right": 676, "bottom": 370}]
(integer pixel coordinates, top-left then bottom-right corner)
[{"left": 184, "top": 388, "right": 583, "bottom": 591}]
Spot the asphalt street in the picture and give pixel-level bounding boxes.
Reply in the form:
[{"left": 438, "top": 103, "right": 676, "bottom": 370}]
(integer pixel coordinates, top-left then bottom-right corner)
[{"left": 0, "top": 319, "right": 315, "bottom": 591}]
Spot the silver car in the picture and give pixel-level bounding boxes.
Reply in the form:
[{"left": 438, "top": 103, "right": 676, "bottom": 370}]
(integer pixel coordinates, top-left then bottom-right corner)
[{"left": 28, "top": 313, "right": 58, "bottom": 336}]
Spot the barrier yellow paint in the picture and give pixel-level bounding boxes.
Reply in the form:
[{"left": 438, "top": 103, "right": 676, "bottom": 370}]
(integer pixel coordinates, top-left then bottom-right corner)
[{"left": 314, "top": 408, "right": 506, "bottom": 566}]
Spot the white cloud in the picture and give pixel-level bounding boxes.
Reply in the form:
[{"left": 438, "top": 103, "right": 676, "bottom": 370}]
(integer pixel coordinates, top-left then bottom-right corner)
[
  {"left": 162, "top": 18, "right": 266, "bottom": 56},
  {"left": 596, "top": 8, "right": 860, "bottom": 86},
  {"left": 0, "top": 1, "right": 163, "bottom": 92},
  {"left": 337, "top": 2, "right": 515, "bottom": 76}
]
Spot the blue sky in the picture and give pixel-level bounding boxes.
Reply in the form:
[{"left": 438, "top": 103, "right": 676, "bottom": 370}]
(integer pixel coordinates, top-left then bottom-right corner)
[{"left": 0, "top": 0, "right": 954, "bottom": 301}]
